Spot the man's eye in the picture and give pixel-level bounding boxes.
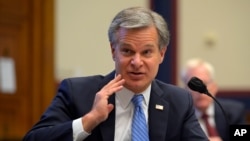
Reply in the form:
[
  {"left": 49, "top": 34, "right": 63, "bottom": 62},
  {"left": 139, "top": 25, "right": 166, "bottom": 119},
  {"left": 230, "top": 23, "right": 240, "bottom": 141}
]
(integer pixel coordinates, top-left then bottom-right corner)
[
  {"left": 121, "top": 49, "right": 132, "bottom": 55},
  {"left": 143, "top": 50, "right": 152, "bottom": 56}
]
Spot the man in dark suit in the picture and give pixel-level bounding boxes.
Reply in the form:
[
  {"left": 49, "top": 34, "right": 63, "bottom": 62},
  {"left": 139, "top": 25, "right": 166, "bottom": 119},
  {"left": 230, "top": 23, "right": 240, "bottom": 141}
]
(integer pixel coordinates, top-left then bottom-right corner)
[
  {"left": 180, "top": 58, "right": 246, "bottom": 141},
  {"left": 23, "top": 7, "right": 208, "bottom": 141}
]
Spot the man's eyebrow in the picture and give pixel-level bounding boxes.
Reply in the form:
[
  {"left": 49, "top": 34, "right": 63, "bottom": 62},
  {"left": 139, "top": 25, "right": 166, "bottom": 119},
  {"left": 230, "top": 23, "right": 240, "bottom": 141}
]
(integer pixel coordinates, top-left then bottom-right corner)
[
  {"left": 119, "top": 42, "right": 131, "bottom": 47},
  {"left": 119, "top": 42, "right": 156, "bottom": 49},
  {"left": 144, "top": 44, "right": 155, "bottom": 48}
]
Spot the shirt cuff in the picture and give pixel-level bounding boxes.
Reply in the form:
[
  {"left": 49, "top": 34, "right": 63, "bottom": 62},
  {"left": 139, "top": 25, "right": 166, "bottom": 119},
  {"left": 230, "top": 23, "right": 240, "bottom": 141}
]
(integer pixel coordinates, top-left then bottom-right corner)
[{"left": 72, "top": 118, "right": 91, "bottom": 141}]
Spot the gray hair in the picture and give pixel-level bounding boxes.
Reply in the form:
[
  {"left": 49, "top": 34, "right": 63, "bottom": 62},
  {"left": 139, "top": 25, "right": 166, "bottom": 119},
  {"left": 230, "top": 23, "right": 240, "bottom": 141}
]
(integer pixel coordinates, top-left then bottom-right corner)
[
  {"left": 180, "top": 58, "right": 215, "bottom": 83},
  {"left": 108, "top": 7, "right": 170, "bottom": 50}
]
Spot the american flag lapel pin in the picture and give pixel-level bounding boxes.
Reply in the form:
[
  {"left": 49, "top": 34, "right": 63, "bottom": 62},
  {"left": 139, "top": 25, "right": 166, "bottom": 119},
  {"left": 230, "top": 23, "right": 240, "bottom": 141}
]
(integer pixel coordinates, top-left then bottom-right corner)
[{"left": 155, "top": 104, "right": 164, "bottom": 110}]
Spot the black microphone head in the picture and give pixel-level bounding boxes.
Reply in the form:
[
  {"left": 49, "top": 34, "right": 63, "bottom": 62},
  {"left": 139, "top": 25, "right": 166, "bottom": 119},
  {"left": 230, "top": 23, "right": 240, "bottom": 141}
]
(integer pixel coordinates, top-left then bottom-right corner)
[{"left": 187, "top": 77, "right": 208, "bottom": 94}]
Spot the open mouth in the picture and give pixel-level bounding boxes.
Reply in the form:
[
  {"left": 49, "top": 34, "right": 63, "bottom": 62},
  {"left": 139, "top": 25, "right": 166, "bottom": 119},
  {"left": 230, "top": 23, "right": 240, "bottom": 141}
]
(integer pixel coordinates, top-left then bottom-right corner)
[{"left": 128, "top": 72, "right": 144, "bottom": 79}]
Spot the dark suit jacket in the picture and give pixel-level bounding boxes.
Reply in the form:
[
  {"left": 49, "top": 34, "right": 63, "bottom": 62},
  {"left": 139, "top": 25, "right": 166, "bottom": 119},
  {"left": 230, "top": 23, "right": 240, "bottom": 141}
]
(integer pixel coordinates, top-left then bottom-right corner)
[
  {"left": 23, "top": 71, "right": 208, "bottom": 141},
  {"left": 214, "top": 99, "right": 246, "bottom": 141}
]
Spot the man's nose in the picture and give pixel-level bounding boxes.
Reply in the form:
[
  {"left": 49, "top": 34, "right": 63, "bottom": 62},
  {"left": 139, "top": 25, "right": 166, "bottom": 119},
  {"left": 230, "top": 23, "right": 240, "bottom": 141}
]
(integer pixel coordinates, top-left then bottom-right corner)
[{"left": 131, "top": 54, "right": 143, "bottom": 68}]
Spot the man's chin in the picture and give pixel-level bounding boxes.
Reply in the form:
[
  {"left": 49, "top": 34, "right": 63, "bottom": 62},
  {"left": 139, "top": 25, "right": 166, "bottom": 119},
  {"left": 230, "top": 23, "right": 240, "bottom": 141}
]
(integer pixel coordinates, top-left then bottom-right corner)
[
  {"left": 196, "top": 104, "right": 209, "bottom": 111},
  {"left": 125, "top": 83, "right": 143, "bottom": 93}
]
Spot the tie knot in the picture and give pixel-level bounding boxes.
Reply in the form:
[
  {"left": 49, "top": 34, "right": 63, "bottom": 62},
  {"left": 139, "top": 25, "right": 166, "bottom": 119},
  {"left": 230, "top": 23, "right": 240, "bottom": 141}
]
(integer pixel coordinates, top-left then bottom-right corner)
[
  {"left": 201, "top": 112, "right": 209, "bottom": 120},
  {"left": 131, "top": 94, "right": 143, "bottom": 107}
]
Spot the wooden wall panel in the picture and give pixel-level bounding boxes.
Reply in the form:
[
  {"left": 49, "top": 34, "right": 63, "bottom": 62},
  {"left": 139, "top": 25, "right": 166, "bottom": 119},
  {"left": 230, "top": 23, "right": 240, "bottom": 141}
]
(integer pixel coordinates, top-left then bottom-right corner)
[{"left": 0, "top": 0, "right": 55, "bottom": 140}]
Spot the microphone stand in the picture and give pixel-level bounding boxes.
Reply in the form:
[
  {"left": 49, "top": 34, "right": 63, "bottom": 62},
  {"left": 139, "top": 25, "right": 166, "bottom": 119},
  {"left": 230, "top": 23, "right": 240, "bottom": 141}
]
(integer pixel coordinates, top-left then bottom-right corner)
[{"left": 203, "top": 90, "right": 230, "bottom": 126}]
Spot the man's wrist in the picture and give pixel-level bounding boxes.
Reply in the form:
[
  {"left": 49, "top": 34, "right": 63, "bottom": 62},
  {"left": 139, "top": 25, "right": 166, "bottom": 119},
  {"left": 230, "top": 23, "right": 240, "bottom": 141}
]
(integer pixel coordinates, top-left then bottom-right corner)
[{"left": 82, "top": 112, "right": 100, "bottom": 133}]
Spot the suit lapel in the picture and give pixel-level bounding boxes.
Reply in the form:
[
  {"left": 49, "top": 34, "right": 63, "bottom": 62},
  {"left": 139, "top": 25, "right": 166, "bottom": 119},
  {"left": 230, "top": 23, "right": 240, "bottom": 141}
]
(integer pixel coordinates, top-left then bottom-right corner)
[{"left": 148, "top": 81, "right": 169, "bottom": 141}]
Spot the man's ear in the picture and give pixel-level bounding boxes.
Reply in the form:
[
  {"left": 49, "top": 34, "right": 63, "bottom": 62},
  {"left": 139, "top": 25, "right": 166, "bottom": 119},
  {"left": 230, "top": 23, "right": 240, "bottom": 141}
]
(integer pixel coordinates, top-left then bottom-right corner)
[
  {"left": 159, "top": 47, "right": 167, "bottom": 63},
  {"left": 110, "top": 43, "right": 115, "bottom": 61},
  {"left": 211, "top": 82, "right": 219, "bottom": 96}
]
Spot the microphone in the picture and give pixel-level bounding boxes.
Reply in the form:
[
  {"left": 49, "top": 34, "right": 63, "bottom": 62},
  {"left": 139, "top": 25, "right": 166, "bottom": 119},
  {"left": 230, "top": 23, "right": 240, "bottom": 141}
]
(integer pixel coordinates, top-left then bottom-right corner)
[
  {"left": 187, "top": 77, "right": 210, "bottom": 95},
  {"left": 187, "top": 77, "right": 229, "bottom": 125}
]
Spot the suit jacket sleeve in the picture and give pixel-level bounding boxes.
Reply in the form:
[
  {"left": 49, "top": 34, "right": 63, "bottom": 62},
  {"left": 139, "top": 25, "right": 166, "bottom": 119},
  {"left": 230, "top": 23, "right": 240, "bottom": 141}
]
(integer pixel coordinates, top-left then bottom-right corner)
[{"left": 23, "top": 76, "right": 101, "bottom": 141}]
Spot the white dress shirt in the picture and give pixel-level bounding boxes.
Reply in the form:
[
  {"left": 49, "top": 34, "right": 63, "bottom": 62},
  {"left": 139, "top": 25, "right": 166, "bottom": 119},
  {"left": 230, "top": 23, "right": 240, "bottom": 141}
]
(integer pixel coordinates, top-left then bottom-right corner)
[{"left": 72, "top": 85, "right": 151, "bottom": 141}]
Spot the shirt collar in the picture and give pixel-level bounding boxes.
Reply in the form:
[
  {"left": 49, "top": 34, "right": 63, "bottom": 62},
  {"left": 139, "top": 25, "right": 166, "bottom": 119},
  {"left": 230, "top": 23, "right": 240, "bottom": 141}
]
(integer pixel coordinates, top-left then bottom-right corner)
[{"left": 116, "top": 85, "right": 151, "bottom": 109}]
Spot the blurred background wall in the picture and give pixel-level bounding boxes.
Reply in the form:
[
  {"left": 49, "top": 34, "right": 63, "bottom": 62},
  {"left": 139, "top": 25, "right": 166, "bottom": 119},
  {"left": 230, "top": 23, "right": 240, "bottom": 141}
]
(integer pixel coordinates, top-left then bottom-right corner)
[
  {"left": 55, "top": 0, "right": 148, "bottom": 80},
  {"left": 177, "top": 0, "right": 250, "bottom": 90}
]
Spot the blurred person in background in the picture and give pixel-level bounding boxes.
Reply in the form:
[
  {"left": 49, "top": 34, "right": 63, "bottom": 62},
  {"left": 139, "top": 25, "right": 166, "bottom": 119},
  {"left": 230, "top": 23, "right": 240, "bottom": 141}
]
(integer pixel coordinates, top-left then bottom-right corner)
[{"left": 180, "top": 58, "right": 246, "bottom": 141}]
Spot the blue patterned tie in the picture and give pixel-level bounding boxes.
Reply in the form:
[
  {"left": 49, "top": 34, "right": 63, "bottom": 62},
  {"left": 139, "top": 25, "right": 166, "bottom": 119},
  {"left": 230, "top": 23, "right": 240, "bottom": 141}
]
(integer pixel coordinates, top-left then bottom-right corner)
[{"left": 131, "top": 94, "right": 149, "bottom": 141}]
